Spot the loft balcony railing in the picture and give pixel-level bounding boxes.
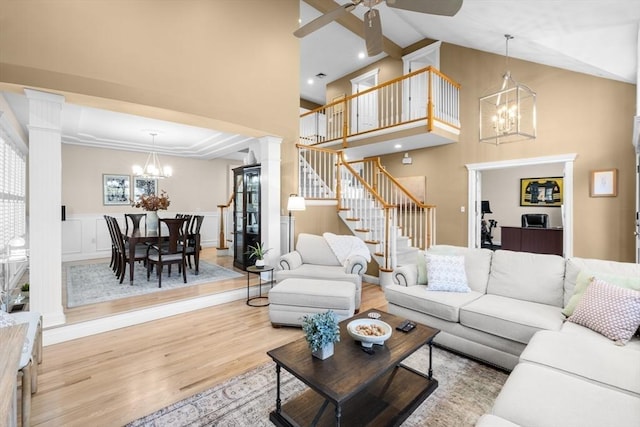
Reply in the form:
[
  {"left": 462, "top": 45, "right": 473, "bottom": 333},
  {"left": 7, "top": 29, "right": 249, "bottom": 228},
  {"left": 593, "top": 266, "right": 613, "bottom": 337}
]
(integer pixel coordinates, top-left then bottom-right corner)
[{"left": 299, "top": 66, "right": 460, "bottom": 147}]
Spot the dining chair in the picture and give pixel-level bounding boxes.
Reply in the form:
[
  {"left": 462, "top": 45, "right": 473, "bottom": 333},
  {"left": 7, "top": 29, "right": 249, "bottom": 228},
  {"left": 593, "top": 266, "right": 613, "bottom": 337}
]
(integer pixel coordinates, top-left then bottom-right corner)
[
  {"left": 146, "top": 217, "right": 189, "bottom": 287},
  {"left": 125, "top": 213, "right": 147, "bottom": 236},
  {"left": 104, "top": 215, "right": 121, "bottom": 274},
  {"left": 110, "top": 216, "right": 148, "bottom": 284},
  {"left": 183, "top": 215, "right": 204, "bottom": 274}
]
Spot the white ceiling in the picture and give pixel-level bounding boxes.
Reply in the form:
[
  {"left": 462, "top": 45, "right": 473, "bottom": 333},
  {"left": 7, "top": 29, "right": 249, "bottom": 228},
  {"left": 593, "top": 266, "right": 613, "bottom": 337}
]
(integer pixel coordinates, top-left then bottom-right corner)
[
  {"left": 300, "top": 0, "right": 640, "bottom": 105},
  {"left": 3, "top": 0, "right": 638, "bottom": 160},
  {"left": 1, "top": 91, "right": 253, "bottom": 161}
]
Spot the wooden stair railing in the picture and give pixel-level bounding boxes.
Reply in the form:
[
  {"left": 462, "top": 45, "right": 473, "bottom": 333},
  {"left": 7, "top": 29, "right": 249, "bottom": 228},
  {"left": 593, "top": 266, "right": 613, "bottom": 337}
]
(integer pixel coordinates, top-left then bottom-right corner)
[
  {"left": 337, "top": 152, "right": 398, "bottom": 271},
  {"left": 216, "top": 193, "right": 234, "bottom": 250},
  {"left": 349, "top": 157, "right": 436, "bottom": 250},
  {"left": 295, "top": 144, "right": 436, "bottom": 271}
]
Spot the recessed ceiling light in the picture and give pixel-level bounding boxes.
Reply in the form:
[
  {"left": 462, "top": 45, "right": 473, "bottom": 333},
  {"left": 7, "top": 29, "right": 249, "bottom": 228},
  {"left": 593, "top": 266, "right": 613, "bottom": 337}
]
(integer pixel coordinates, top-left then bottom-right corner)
[
  {"left": 307, "top": 78, "right": 314, "bottom": 85},
  {"left": 394, "top": 144, "right": 402, "bottom": 149},
  {"left": 358, "top": 52, "right": 366, "bottom": 59},
  {"left": 315, "top": 72, "right": 327, "bottom": 79}
]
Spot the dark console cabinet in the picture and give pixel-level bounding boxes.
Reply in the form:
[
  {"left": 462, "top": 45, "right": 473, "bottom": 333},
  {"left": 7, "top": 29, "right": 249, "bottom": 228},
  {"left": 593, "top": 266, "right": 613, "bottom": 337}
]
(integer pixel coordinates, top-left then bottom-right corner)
[
  {"left": 501, "top": 227, "right": 563, "bottom": 256},
  {"left": 233, "top": 164, "right": 261, "bottom": 270}
]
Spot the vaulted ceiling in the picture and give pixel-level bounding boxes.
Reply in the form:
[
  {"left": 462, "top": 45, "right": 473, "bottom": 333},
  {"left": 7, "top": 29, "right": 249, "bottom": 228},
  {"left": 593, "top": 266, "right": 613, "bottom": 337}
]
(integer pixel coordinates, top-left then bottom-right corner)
[
  {"left": 3, "top": 0, "right": 638, "bottom": 160},
  {"left": 299, "top": 0, "right": 640, "bottom": 104}
]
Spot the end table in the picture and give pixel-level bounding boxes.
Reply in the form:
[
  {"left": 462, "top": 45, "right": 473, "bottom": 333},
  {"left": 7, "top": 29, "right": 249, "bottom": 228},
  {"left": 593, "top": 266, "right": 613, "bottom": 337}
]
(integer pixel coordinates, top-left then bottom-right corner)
[{"left": 246, "top": 265, "right": 274, "bottom": 307}]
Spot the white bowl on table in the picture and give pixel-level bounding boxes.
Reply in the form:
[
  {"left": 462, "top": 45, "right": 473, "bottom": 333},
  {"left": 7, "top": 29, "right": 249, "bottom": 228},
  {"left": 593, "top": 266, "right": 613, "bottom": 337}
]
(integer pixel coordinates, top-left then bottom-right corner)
[{"left": 347, "top": 318, "right": 393, "bottom": 348}]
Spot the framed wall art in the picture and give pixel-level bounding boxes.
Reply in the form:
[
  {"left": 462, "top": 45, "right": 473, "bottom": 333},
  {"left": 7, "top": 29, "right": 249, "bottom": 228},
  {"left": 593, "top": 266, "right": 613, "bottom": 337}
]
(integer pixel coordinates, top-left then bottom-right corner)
[
  {"left": 133, "top": 177, "right": 158, "bottom": 201},
  {"left": 519, "top": 177, "right": 563, "bottom": 207},
  {"left": 590, "top": 169, "right": 618, "bottom": 197},
  {"left": 103, "top": 174, "right": 131, "bottom": 205}
]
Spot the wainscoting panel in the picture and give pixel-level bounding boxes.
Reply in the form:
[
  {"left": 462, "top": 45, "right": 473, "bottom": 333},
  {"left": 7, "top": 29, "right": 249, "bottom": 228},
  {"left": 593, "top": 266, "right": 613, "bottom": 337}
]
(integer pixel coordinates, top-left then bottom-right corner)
[{"left": 63, "top": 212, "right": 219, "bottom": 262}]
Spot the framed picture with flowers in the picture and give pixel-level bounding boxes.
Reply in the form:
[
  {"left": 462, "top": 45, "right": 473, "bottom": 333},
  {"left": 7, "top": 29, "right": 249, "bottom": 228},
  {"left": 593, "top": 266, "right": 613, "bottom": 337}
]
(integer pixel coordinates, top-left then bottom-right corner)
[
  {"left": 103, "top": 174, "right": 131, "bottom": 205},
  {"left": 133, "top": 177, "right": 158, "bottom": 202}
]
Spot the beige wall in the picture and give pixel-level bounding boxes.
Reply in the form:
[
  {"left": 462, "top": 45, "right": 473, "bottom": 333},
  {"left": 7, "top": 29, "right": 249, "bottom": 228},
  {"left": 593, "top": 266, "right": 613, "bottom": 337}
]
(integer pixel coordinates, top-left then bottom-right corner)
[
  {"left": 0, "top": 0, "right": 301, "bottom": 211},
  {"left": 62, "top": 144, "right": 239, "bottom": 215},
  {"left": 2, "top": 1, "right": 637, "bottom": 262},
  {"left": 378, "top": 44, "right": 637, "bottom": 262}
]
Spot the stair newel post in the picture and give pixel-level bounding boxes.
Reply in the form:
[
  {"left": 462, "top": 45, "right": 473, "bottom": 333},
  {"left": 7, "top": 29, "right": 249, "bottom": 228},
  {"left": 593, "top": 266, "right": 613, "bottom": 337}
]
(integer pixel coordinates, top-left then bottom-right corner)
[
  {"left": 216, "top": 193, "right": 234, "bottom": 251},
  {"left": 341, "top": 97, "right": 349, "bottom": 149},
  {"left": 217, "top": 204, "right": 227, "bottom": 250},
  {"left": 427, "top": 66, "right": 435, "bottom": 132},
  {"left": 336, "top": 152, "right": 344, "bottom": 210},
  {"left": 378, "top": 204, "right": 394, "bottom": 288},
  {"left": 373, "top": 157, "right": 381, "bottom": 195}
]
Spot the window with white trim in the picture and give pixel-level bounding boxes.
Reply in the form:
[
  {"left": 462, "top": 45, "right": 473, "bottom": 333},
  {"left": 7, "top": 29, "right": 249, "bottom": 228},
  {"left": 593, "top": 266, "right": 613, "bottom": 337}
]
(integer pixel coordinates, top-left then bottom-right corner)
[{"left": 0, "top": 126, "right": 27, "bottom": 249}]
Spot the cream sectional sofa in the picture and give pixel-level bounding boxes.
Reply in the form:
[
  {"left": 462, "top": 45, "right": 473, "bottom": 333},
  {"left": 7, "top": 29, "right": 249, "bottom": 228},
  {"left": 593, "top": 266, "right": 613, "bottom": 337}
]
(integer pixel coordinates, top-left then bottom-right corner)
[{"left": 385, "top": 245, "right": 640, "bottom": 427}]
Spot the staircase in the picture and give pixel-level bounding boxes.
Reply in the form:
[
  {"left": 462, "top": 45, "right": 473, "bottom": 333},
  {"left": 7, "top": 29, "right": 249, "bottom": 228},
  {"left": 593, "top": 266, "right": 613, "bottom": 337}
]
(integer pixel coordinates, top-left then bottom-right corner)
[{"left": 298, "top": 145, "right": 435, "bottom": 284}]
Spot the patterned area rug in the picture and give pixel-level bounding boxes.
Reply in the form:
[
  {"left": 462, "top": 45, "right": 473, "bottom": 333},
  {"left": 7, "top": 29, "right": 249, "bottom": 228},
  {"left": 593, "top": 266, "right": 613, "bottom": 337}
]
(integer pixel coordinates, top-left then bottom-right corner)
[
  {"left": 66, "top": 260, "right": 243, "bottom": 308},
  {"left": 126, "top": 346, "right": 508, "bottom": 427}
]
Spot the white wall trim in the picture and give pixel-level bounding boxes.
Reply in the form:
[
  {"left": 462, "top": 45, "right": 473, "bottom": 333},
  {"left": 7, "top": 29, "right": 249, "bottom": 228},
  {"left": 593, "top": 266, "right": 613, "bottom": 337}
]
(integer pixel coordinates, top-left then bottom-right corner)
[
  {"left": 43, "top": 287, "right": 259, "bottom": 345},
  {"left": 466, "top": 153, "right": 578, "bottom": 171},
  {"left": 62, "top": 212, "right": 219, "bottom": 262}
]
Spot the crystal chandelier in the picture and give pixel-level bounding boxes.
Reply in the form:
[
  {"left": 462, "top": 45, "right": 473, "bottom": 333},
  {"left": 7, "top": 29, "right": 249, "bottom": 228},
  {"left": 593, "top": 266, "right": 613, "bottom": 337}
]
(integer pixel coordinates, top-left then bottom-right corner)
[
  {"left": 479, "top": 35, "right": 536, "bottom": 145},
  {"left": 132, "top": 132, "right": 172, "bottom": 179}
]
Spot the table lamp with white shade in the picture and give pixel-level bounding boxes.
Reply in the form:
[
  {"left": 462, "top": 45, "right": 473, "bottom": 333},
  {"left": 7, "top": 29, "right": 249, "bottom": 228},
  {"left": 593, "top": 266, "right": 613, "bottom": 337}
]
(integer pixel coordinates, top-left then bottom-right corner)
[{"left": 287, "top": 194, "right": 306, "bottom": 252}]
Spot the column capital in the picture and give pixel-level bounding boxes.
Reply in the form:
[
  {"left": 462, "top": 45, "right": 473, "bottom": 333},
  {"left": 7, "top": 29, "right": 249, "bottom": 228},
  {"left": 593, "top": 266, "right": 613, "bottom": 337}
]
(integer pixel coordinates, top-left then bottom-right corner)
[{"left": 24, "top": 88, "right": 65, "bottom": 104}]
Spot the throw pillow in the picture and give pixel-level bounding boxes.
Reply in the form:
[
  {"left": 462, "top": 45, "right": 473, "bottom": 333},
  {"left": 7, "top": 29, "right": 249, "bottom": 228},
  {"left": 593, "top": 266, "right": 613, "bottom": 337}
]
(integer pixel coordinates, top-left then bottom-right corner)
[
  {"left": 568, "top": 278, "right": 640, "bottom": 345},
  {"left": 563, "top": 270, "right": 640, "bottom": 317},
  {"left": 425, "top": 254, "right": 470, "bottom": 292},
  {"left": 0, "top": 310, "right": 16, "bottom": 328}
]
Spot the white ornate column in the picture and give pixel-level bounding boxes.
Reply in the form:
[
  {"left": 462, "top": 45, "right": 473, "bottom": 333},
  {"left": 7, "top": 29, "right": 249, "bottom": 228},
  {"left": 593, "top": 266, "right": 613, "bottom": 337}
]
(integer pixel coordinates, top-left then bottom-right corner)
[
  {"left": 26, "top": 89, "right": 66, "bottom": 327},
  {"left": 252, "top": 135, "right": 282, "bottom": 263}
]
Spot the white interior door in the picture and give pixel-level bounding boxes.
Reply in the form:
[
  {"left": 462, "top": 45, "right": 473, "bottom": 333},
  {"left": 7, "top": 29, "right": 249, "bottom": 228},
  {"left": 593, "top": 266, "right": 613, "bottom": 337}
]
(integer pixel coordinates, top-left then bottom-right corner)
[
  {"left": 402, "top": 42, "right": 441, "bottom": 121},
  {"left": 351, "top": 69, "right": 378, "bottom": 134},
  {"left": 407, "top": 64, "right": 428, "bottom": 120}
]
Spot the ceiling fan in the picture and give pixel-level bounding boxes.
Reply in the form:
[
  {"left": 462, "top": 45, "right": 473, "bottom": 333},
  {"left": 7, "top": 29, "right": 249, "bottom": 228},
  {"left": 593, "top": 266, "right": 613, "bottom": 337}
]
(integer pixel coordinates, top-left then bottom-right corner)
[{"left": 294, "top": 0, "right": 463, "bottom": 57}]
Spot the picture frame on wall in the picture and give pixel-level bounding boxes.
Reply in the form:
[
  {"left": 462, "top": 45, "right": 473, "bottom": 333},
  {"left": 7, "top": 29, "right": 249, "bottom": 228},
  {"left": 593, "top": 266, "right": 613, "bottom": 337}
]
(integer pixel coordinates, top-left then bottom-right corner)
[
  {"left": 133, "top": 177, "right": 158, "bottom": 201},
  {"left": 590, "top": 169, "right": 618, "bottom": 197},
  {"left": 103, "top": 174, "right": 131, "bottom": 205},
  {"left": 520, "top": 177, "right": 563, "bottom": 207}
]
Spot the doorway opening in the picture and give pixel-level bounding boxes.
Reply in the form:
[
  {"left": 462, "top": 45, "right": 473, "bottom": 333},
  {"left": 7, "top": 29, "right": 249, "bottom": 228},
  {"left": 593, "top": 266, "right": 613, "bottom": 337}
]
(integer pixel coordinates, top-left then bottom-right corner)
[{"left": 466, "top": 153, "right": 577, "bottom": 257}]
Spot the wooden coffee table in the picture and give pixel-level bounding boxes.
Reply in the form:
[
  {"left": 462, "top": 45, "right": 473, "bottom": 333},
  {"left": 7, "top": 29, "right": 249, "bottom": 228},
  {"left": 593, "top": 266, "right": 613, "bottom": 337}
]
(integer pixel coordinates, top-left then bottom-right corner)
[{"left": 267, "top": 309, "right": 440, "bottom": 427}]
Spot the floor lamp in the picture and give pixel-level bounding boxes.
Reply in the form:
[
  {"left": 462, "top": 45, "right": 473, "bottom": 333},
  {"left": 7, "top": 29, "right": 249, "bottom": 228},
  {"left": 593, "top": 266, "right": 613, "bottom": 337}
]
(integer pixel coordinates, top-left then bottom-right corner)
[{"left": 287, "top": 194, "right": 306, "bottom": 253}]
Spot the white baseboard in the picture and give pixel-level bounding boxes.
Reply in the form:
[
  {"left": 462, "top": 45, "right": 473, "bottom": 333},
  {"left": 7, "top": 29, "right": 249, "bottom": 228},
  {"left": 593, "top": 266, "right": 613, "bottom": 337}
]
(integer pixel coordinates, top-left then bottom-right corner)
[{"left": 43, "top": 286, "right": 255, "bottom": 345}]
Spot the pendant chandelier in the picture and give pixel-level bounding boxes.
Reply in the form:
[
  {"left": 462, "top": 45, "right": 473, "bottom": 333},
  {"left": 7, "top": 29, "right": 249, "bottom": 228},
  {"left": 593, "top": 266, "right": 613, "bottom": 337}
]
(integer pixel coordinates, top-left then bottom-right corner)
[
  {"left": 479, "top": 34, "right": 536, "bottom": 145},
  {"left": 132, "top": 132, "right": 172, "bottom": 179}
]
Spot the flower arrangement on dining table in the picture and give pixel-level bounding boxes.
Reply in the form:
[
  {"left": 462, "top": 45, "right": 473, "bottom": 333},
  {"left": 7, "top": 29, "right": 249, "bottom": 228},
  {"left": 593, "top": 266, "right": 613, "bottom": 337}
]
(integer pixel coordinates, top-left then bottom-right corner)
[{"left": 131, "top": 190, "right": 171, "bottom": 211}]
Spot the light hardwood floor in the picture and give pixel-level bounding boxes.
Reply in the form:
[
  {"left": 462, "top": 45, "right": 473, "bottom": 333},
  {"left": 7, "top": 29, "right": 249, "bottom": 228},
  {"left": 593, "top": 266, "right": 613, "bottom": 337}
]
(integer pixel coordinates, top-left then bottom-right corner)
[{"left": 29, "top": 251, "right": 388, "bottom": 426}]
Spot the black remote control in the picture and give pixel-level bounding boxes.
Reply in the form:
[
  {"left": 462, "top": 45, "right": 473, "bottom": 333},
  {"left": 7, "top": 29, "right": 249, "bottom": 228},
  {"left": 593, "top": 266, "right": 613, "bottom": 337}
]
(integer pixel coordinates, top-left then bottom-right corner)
[{"left": 396, "top": 320, "right": 416, "bottom": 332}]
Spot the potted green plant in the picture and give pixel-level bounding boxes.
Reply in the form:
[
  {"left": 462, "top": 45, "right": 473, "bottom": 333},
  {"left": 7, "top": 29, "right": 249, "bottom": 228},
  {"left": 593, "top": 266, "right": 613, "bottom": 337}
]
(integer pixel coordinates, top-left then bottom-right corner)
[
  {"left": 20, "top": 282, "right": 29, "bottom": 299},
  {"left": 301, "top": 310, "right": 341, "bottom": 360},
  {"left": 246, "top": 242, "right": 271, "bottom": 268}
]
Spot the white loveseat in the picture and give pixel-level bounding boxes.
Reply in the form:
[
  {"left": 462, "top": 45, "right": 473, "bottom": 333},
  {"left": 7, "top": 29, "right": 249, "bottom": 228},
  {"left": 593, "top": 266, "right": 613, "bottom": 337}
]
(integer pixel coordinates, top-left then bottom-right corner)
[
  {"left": 275, "top": 233, "right": 368, "bottom": 309},
  {"left": 384, "top": 245, "right": 640, "bottom": 427}
]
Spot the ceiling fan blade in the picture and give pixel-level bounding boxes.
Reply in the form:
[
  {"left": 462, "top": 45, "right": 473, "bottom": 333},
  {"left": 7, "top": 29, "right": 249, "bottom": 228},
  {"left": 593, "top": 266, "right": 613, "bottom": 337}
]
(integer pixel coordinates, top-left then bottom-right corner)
[
  {"left": 294, "top": 3, "right": 357, "bottom": 38},
  {"left": 386, "top": 0, "right": 463, "bottom": 17},
  {"left": 364, "top": 9, "right": 383, "bottom": 56}
]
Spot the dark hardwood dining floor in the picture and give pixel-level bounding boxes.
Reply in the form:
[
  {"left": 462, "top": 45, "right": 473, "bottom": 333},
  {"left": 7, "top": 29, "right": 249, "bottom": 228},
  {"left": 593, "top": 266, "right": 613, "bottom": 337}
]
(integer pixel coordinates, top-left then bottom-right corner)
[{"left": 27, "top": 248, "right": 388, "bottom": 426}]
